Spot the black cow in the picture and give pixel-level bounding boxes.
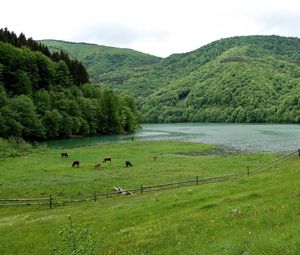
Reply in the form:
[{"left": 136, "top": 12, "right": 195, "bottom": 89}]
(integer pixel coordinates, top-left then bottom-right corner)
[
  {"left": 103, "top": 157, "right": 112, "bottom": 163},
  {"left": 72, "top": 160, "right": 80, "bottom": 167},
  {"left": 61, "top": 153, "right": 68, "bottom": 158},
  {"left": 125, "top": 160, "right": 132, "bottom": 167}
]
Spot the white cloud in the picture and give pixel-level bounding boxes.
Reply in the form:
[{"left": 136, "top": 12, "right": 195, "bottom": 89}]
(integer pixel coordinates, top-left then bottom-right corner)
[{"left": 1, "top": 0, "right": 300, "bottom": 57}]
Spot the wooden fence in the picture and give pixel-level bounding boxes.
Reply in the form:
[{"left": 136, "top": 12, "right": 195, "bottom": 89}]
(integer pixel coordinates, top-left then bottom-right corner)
[{"left": 0, "top": 149, "right": 298, "bottom": 208}]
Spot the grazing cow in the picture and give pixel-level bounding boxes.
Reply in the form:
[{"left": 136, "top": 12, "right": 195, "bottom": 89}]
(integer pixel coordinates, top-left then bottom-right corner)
[
  {"left": 153, "top": 156, "right": 158, "bottom": 160},
  {"left": 72, "top": 160, "right": 80, "bottom": 167},
  {"left": 103, "top": 157, "right": 112, "bottom": 163},
  {"left": 125, "top": 160, "right": 132, "bottom": 167},
  {"left": 61, "top": 152, "right": 68, "bottom": 158},
  {"left": 95, "top": 163, "right": 101, "bottom": 169}
]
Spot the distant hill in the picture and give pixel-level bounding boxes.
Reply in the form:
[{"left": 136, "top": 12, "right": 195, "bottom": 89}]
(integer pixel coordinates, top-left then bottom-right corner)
[
  {"left": 42, "top": 36, "right": 300, "bottom": 123},
  {"left": 40, "top": 40, "right": 161, "bottom": 83}
]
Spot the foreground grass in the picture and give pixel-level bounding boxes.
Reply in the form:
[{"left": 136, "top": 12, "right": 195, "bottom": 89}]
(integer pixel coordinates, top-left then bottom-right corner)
[{"left": 0, "top": 141, "right": 299, "bottom": 254}]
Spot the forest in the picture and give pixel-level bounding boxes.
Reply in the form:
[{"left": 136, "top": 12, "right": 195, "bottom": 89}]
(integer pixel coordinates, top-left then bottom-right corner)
[
  {"left": 0, "top": 29, "right": 140, "bottom": 140},
  {"left": 43, "top": 35, "right": 300, "bottom": 124}
]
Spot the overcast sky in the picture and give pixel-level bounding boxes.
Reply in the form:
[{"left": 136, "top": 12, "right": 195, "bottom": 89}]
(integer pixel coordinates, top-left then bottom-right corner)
[{"left": 1, "top": 0, "right": 300, "bottom": 57}]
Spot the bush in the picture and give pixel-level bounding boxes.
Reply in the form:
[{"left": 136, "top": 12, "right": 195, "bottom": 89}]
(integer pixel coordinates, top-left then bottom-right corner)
[
  {"left": 51, "top": 216, "right": 96, "bottom": 255},
  {"left": 0, "top": 137, "right": 32, "bottom": 157}
]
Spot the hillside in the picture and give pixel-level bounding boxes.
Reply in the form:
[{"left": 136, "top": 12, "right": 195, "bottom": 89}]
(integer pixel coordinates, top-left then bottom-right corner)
[
  {"left": 40, "top": 40, "right": 161, "bottom": 82},
  {"left": 42, "top": 36, "right": 300, "bottom": 123}
]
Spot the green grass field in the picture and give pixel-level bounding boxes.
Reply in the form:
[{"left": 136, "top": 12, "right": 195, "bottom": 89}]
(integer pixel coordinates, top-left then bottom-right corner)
[{"left": 0, "top": 141, "right": 299, "bottom": 254}]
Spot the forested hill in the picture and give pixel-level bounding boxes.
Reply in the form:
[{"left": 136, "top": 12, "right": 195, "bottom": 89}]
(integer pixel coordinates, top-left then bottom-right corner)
[
  {"left": 42, "top": 35, "right": 300, "bottom": 123},
  {"left": 0, "top": 29, "right": 140, "bottom": 141},
  {"left": 0, "top": 28, "right": 89, "bottom": 85},
  {"left": 40, "top": 39, "right": 161, "bottom": 83}
]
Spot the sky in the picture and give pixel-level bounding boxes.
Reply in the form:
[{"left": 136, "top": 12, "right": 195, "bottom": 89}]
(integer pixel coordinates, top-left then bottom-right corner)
[{"left": 1, "top": 0, "right": 300, "bottom": 57}]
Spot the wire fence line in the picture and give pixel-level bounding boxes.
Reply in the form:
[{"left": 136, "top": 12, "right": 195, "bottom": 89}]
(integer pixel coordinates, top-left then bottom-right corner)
[{"left": 0, "top": 150, "right": 298, "bottom": 208}]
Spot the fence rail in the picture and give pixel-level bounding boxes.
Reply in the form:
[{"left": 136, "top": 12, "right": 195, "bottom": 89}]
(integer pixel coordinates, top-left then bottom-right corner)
[
  {"left": 0, "top": 150, "right": 298, "bottom": 208},
  {"left": 0, "top": 197, "right": 49, "bottom": 201}
]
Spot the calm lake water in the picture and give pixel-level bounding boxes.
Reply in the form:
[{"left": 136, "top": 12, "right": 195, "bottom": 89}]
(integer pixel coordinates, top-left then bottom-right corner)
[{"left": 44, "top": 123, "right": 300, "bottom": 152}]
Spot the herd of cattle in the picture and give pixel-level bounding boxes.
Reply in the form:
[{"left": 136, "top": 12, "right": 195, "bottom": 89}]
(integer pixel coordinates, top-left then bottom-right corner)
[
  {"left": 61, "top": 151, "right": 159, "bottom": 195},
  {"left": 61, "top": 152, "right": 133, "bottom": 169}
]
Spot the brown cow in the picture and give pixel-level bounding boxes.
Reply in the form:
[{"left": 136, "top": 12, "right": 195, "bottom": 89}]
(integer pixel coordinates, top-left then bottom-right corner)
[{"left": 95, "top": 163, "right": 101, "bottom": 169}]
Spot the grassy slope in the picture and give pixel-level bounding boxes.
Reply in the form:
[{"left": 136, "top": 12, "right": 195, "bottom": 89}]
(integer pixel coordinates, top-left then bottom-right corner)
[
  {"left": 40, "top": 40, "right": 161, "bottom": 82},
  {"left": 0, "top": 141, "right": 299, "bottom": 254}
]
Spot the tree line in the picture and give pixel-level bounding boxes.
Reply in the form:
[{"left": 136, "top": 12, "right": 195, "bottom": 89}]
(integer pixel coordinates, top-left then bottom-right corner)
[{"left": 0, "top": 28, "right": 88, "bottom": 85}]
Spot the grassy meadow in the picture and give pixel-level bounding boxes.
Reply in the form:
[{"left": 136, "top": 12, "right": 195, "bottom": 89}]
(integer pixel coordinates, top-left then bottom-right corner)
[{"left": 0, "top": 140, "right": 299, "bottom": 254}]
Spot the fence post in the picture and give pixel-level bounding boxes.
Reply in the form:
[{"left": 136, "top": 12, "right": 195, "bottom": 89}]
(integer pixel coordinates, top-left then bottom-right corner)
[
  {"left": 196, "top": 176, "right": 199, "bottom": 185},
  {"left": 49, "top": 194, "right": 52, "bottom": 209},
  {"left": 93, "top": 192, "right": 97, "bottom": 202},
  {"left": 247, "top": 166, "right": 250, "bottom": 176},
  {"left": 140, "top": 184, "right": 144, "bottom": 195}
]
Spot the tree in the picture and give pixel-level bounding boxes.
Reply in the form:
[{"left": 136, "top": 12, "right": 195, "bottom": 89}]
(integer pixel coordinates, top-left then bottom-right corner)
[
  {"left": 34, "top": 90, "right": 51, "bottom": 115},
  {"left": 42, "top": 110, "right": 62, "bottom": 138},
  {"left": 119, "top": 94, "right": 138, "bottom": 131},
  {"left": 8, "top": 70, "right": 32, "bottom": 95},
  {"left": 100, "top": 90, "right": 122, "bottom": 133},
  {"left": 54, "top": 60, "right": 72, "bottom": 87},
  {"left": 10, "top": 95, "right": 45, "bottom": 139},
  {"left": 0, "top": 106, "right": 23, "bottom": 137}
]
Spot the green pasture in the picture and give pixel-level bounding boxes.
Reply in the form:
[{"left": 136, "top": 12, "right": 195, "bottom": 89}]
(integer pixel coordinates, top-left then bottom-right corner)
[{"left": 0, "top": 141, "right": 299, "bottom": 254}]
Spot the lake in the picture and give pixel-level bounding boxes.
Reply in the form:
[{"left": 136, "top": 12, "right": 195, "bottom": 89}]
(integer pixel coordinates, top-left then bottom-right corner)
[{"left": 44, "top": 123, "right": 300, "bottom": 152}]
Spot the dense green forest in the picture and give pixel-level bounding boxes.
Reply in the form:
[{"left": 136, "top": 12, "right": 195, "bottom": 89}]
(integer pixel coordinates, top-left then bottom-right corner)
[
  {"left": 43, "top": 36, "right": 300, "bottom": 123},
  {"left": 0, "top": 29, "right": 139, "bottom": 140},
  {"left": 0, "top": 28, "right": 89, "bottom": 85}
]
